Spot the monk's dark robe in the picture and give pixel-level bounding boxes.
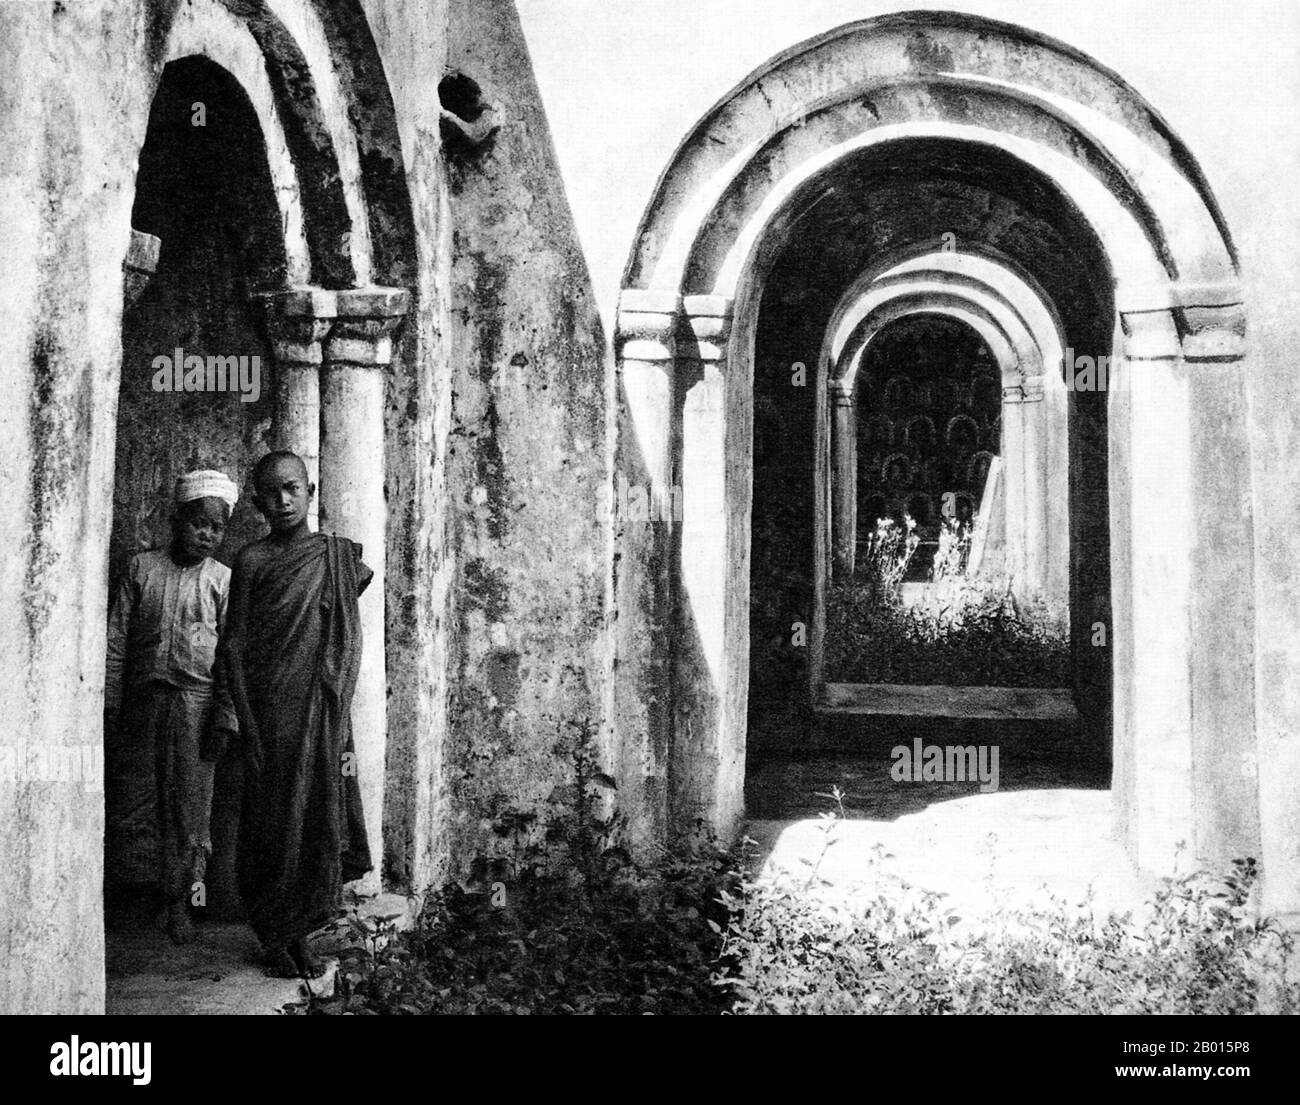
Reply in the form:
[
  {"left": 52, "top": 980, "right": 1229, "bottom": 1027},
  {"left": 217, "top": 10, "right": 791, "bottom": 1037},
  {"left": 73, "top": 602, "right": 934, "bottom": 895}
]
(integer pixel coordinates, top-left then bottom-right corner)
[{"left": 236, "top": 532, "right": 373, "bottom": 947}]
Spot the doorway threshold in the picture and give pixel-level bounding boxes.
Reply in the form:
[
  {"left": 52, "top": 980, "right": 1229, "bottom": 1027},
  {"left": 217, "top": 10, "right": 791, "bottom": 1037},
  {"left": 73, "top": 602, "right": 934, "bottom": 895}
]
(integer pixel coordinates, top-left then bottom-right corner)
[{"left": 816, "top": 682, "right": 1077, "bottom": 722}]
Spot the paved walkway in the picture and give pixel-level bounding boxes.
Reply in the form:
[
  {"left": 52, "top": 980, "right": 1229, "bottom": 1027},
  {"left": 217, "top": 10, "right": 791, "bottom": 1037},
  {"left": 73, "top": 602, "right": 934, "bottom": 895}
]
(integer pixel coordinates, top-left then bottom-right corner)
[
  {"left": 105, "top": 893, "right": 417, "bottom": 1014},
  {"left": 747, "top": 789, "right": 1159, "bottom": 927},
  {"left": 744, "top": 736, "right": 1158, "bottom": 927}
]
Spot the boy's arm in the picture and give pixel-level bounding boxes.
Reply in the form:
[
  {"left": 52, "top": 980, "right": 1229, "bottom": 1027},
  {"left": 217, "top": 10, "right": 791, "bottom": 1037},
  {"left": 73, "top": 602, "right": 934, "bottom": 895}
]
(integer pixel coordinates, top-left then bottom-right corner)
[
  {"left": 354, "top": 541, "right": 374, "bottom": 596},
  {"left": 203, "top": 571, "right": 240, "bottom": 761},
  {"left": 103, "top": 559, "right": 137, "bottom": 717},
  {"left": 217, "top": 548, "right": 261, "bottom": 772}
]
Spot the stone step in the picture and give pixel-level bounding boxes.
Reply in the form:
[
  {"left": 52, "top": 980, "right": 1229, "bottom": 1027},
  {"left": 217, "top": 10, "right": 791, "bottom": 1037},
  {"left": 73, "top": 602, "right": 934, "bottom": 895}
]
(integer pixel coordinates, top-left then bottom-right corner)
[{"left": 817, "top": 682, "right": 1078, "bottom": 722}]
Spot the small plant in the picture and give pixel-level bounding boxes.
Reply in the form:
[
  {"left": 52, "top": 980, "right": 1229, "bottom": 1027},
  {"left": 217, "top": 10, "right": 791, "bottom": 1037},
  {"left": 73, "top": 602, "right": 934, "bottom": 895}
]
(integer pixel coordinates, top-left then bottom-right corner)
[
  {"left": 826, "top": 514, "right": 1069, "bottom": 687},
  {"left": 713, "top": 803, "right": 1299, "bottom": 1015},
  {"left": 930, "top": 517, "right": 972, "bottom": 582},
  {"left": 857, "top": 515, "right": 919, "bottom": 603}
]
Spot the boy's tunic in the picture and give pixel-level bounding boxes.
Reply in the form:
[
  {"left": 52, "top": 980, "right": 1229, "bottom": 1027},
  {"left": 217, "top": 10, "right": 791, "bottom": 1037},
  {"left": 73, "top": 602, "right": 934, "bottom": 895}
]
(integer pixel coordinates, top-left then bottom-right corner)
[
  {"left": 235, "top": 532, "right": 373, "bottom": 946},
  {"left": 104, "top": 549, "right": 234, "bottom": 894}
]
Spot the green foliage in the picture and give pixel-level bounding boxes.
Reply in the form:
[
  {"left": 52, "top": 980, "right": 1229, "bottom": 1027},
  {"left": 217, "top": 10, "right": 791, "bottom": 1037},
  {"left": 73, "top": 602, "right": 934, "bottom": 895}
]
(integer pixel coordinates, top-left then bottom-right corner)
[
  {"left": 857, "top": 515, "right": 919, "bottom": 598},
  {"left": 299, "top": 720, "right": 1293, "bottom": 1017},
  {"left": 716, "top": 845, "right": 1299, "bottom": 1015},
  {"left": 302, "top": 713, "right": 736, "bottom": 1015},
  {"left": 826, "top": 517, "right": 1069, "bottom": 686},
  {"left": 305, "top": 842, "right": 737, "bottom": 1015}
]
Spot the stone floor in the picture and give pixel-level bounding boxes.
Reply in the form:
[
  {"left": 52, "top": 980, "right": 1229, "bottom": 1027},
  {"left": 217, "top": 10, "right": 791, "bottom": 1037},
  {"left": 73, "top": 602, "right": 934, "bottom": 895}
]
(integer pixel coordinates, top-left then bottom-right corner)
[
  {"left": 105, "top": 892, "right": 418, "bottom": 1015},
  {"left": 105, "top": 723, "right": 1146, "bottom": 1011},
  {"left": 746, "top": 791, "right": 1159, "bottom": 927},
  {"left": 743, "top": 717, "right": 1170, "bottom": 925},
  {"left": 743, "top": 727, "right": 1158, "bottom": 928}
]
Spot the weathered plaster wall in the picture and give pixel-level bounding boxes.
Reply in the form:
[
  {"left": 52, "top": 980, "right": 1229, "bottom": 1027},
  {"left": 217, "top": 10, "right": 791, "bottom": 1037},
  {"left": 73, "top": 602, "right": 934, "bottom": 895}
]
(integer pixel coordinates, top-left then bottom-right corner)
[
  {"left": 442, "top": 0, "right": 608, "bottom": 870},
  {"left": 0, "top": 0, "right": 456, "bottom": 1010},
  {"left": 354, "top": 0, "right": 456, "bottom": 894},
  {"left": 0, "top": 0, "right": 170, "bottom": 1015},
  {"left": 518, "top": 0, "right": 1300, "bottom": 909}
]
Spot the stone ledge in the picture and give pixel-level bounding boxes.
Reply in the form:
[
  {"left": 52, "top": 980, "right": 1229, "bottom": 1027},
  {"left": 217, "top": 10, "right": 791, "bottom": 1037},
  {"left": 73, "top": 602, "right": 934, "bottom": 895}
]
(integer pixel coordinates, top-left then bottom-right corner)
[{"left": 816, "top": 682, "right": 1079, "bottom": 722}]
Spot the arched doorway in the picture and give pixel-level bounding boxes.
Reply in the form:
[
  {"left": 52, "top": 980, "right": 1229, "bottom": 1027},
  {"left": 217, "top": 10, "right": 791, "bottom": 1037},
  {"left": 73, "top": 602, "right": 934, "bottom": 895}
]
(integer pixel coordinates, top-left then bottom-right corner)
[
  {"left": 612, "top": 12, "right": 1255, "bottom": 888},
  {"left": 107, "top": 52, "right": 290, "bottom": 924},
  {"left": 100, "top": 0, "right": 420, "bottom": 1006}
]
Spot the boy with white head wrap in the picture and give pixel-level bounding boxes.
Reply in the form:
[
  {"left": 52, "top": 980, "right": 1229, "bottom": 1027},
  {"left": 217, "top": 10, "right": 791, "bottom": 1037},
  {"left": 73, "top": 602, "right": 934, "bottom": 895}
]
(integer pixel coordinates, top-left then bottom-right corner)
[
  {"left": 104, "top": 468, "right": 241, "bottom": 943},
  {"left": 175, "top": 469, "right": 239, "bottom": 510}
]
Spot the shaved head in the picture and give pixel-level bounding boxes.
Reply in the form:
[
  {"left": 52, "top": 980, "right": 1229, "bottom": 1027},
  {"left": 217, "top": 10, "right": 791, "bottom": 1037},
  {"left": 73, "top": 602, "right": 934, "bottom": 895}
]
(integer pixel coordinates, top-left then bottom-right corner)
[{"left": 253, "top": 450, "right": 308, "bottom": 489}]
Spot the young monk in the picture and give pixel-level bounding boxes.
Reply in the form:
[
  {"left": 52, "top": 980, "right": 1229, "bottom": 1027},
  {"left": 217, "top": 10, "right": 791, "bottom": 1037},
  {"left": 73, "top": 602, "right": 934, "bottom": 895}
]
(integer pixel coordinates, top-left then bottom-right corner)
[
  {"left": 219, "top": 451, "right": 372, "bottom": 978},
  {"left": 104, "top": 469, "right": 240, "bottom": 943}
]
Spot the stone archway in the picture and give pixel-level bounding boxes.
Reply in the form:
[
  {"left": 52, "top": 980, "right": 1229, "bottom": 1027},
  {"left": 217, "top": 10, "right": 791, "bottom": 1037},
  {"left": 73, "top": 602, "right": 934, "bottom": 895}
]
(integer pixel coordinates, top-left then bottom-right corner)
[
  {"left": 816, "top": 250, "right": 1071, "bottom": 624},
  {"left": 0, "top": 0, "right": 430, "bottom": 1015},
  {"left": 109, "top": 0, "right": 415, "bottom": 917},
  {"left": 613, "top": 12, "right": 1255, "bottom": 890}
]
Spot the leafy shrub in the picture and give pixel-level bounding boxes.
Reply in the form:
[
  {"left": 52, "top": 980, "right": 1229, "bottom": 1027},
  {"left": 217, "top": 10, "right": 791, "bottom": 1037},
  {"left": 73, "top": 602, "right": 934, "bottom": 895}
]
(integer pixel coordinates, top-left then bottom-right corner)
[
  {"left": 303, "top": 841, "right": 737, "bottom": 1015},
  {"left": 826, "top": 517, "right": 1069, "bottom": 686},
  {"left": 716, "top": 840, "right": 1299, "bottom": 1015},
  {"left": 299, "top": 833, "right": 1295, "bottom": 1016}
]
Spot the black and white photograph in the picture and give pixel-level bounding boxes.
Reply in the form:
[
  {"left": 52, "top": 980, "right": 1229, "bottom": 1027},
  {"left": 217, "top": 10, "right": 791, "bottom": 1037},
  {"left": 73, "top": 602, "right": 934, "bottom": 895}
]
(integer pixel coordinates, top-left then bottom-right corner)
[{"left": 0, "top": 0, "right": 1296, "bottom": 1062}]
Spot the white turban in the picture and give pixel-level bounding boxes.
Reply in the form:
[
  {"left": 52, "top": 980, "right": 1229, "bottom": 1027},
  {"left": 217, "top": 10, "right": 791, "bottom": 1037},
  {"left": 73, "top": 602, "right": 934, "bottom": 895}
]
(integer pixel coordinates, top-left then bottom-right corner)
[{"left": 175, "top": 469, "right": 239, "bottom": 510}]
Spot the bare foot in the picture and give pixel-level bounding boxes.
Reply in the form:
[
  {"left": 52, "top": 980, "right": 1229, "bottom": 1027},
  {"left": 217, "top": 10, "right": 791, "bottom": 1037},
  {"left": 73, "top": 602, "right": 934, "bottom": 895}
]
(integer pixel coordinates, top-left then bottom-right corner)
[
  {"left": 264, "top": 945, "right": 300, "bottom": 978},
  {"left": 289, "top": 936, "right": 326, "bottom": 979},
  {"left": 166, "top": 902, "right": 194, "bottom": 945}
]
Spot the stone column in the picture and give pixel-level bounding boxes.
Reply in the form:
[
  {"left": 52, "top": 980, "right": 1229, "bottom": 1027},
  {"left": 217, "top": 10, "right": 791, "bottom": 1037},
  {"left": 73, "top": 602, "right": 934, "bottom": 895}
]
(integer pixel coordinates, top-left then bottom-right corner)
[
  {"left": 319, "top": 286, "right": 409, "bottom": 897},
  {"left": 1177, "top": 303, "right": 1259, "bottom": 878},
  {"left": 1042, "top": 372, "right": 1071, "bottom": 612},
  {"left": 829, "top": 380, "right": 857, "bottom": 580},
  {"left": 612, "top": 290, "right": 679, "bottom": 852},
  {"left": 258, "top": 287, "right": 336, "bottom": 531},
  {"left": 1019, "top": 374, "right": 1047, "bottom": 600},
  {"left": 672, "top": 295, "right": 743, "bottom": 842},
  {"left": 1000, "top": 382, "right": 1028, "bottom": 594},
  {"left": 1111, "top": 306, "right": 1196, "bottom": 874},
  {"left": 1110, "top": 295, "right": 1258, "bottom": 880}
]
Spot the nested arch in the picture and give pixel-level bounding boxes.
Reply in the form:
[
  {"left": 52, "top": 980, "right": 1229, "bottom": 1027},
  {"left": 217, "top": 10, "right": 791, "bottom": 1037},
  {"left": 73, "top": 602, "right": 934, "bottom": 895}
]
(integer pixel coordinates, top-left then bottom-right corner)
[
  {"left": 626, "top": 10, "right": 1237, "bottom": 300},
  {"left": 158, "top": 0, "right": 384, "bottom": 288},
  {"left": 109, "top": 0, "right": 422, "bottom": 908},
  {"left": 836, "top": 285, "right": 1033, "bottom": 387},
  {"left": 818, "top": 284, "right": 1070, "bottom": 616},
  {"left": 612, "top": 10, "right": 1251, "bottom": 880},
  {"left": 827, "top": 247, "right": 1067, "bottom": 386}
]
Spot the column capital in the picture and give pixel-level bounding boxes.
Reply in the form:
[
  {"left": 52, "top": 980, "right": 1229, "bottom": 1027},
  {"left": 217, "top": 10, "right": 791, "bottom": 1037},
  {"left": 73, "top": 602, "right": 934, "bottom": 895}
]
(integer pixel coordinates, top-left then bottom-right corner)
[
  {"left": 123, "top": 229, "right": 160, "bottom": 308},
  {"left": 1119, "top": 308, "right": 1181, "bottom": 362},
  {"left": 616, "top": 289, "right": 738, "bottom": 365},
  {"left": 257, "top": 285, "right": 339, "bottom": 320},
  {"left": 682, "top": 295, "right": 732, "bottom": 364},
  {"left": 1176, "top": 303, "right": 1245, "bottom": 362},
  {"left": 254, "top": 285, "right": 337, "bottom": 365},
  {"left": 323, "top": 286, "right": 411, "bottom": 367},
  {"left": 617, "top": 289, "right": 681, "bottom": 363},
  {"left": 1119, "top": 302, "right": 1245, "bottom": 363}
]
